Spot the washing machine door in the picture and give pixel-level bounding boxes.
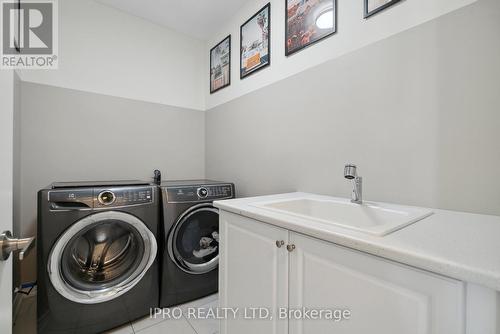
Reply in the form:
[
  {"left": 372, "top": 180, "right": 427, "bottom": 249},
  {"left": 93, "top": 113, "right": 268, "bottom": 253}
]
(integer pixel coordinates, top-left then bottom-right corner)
[
  {"left": 168, "top": 204, "right": 219, "bottom": 274},
  {"left": 48, "top": 211, "right": 157, "bottom": 304}
]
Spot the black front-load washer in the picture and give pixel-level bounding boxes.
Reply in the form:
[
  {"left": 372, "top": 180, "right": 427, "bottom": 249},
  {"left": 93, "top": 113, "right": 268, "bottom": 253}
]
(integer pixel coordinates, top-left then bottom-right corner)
[
  {"left": 37, "top": 181, "right": 160, "bottom": 334},
  {"left": 160, "top": 180, "right": 234, "bottom": 307}
]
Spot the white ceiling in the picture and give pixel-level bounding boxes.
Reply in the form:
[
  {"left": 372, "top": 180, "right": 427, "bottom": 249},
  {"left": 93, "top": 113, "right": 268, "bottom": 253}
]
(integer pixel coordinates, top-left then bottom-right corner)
[{"left": 95, "top": 0, "right": 249, "bottom": 40}]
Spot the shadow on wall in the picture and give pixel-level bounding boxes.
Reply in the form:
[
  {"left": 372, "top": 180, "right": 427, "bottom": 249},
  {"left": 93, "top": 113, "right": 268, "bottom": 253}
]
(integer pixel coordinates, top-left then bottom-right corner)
[{"left": 205, "top": 0, "right": 500, "bottom": 216}]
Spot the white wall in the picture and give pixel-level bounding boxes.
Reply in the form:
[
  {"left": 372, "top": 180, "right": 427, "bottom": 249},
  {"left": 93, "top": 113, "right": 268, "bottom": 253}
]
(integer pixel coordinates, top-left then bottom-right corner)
[
  {"left": 206, "top": 0, "right": 500, "bottom": 216},
  {"left": 17, "top": 0, "right": 206, "bottom": 110},
  {"left": 12, "top": 73, "right": 21, "bottom": 291},
  {"left": 0, "top": 70, "right": 14, "bottom": 334},
  {"left": 205, "top": 0, "right": 477, "bottom": 109},
  {"left": 15, "top": 0, "right": 479, "bottom": 111}
]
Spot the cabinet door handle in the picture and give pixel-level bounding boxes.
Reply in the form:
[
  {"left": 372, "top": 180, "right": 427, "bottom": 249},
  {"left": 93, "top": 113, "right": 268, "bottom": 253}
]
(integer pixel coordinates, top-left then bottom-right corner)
[
  {"left": 276, "top": 240, "right": 285, "bottom": 248},
  {"left": 286, "top": 244, "right": 296, "bottom": 252}
]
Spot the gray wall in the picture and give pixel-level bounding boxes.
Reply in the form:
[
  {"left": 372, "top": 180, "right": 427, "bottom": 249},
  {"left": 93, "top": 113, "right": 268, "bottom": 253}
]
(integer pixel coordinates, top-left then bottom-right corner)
[
  {"left": 206, "top": 0, "right": 500, "bottom": 215},
  {"left": 17, "top": 83, "right": 205, "bottom": 282}
]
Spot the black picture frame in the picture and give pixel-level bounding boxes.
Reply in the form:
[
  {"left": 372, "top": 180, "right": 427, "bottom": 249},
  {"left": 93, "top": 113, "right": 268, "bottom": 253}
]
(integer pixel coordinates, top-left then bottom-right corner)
[
  {"left": 364, "top": 0, "right": 401, "bottom": 18},
  {"left": 285, "top": 0, "right": 337, "bottom": 56},
  {"left": 240, "top": 3, "right": 271, "bottom": 79},
  {"left": 210, "top": 35, "right": 231, "bottom": 94}
]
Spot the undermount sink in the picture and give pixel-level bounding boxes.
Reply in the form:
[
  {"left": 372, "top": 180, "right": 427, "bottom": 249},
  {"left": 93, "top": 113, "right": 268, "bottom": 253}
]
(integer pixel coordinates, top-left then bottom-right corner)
[{"left": 251, "top": 197, "right": 433, "bottom": 236}]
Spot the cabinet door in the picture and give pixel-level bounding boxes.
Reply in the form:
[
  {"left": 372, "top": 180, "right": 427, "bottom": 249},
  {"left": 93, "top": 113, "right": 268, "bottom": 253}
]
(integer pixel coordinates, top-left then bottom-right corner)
[
  {"left": 289, "top": 232, "right": 465, "bottom": 334},
  {"left": 219, "top": 211, "right": 289, "bottom": 334}
]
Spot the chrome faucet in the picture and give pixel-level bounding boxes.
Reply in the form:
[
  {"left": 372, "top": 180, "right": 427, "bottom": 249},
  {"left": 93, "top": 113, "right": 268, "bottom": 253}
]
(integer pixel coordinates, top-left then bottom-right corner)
[{"left": 344, "top": 164, "right": 362, "bottom": 204}]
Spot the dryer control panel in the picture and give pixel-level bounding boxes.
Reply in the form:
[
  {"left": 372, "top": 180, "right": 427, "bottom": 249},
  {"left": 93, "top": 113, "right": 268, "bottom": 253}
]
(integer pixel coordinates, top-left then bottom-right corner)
[{"left": 166, "top": 184, "right": 234, "bottom": 203}]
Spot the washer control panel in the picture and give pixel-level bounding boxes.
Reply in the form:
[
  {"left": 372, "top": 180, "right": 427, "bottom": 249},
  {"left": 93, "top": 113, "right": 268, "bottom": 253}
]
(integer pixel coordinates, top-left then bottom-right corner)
[
  {"left": 48, "top": 186, "right": 154, "bottom": 210},
  {"left": 95, "top": 186, "right": 154, "bottom": 207},
  {"left": 166, "top": 184, "right": 234, "bottom": 203}
]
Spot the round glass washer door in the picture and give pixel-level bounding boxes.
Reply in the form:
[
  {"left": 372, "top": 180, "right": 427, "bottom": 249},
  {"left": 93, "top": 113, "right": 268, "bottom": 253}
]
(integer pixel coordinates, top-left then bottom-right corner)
[
  {"left": 168, "top": 204, "right": 219, "bottom": 274},
  {"left": 48, "top": 211, "right": 157, "bottom": 304}
]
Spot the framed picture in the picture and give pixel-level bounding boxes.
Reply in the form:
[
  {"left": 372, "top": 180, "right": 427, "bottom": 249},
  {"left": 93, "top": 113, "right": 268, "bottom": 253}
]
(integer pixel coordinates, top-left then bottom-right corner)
[
  {"left": 240, "top": 3, "right": 271, "bottom": 79},
  {"left": 210, "top": 35, "right": 231, "bottom": 94},
  {"left": 286, "top": 0, "right": 337, "bottom": 56},
  {"left": 364, "top": 0, "right": 401, "bottom": 18}
]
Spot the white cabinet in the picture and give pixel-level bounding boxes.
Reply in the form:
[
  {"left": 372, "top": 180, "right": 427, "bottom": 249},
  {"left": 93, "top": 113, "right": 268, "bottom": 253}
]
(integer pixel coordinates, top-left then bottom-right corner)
[
  {"left": 219, "top": 211, "right": 465, "bottom": 334},
  {"left": 219, "top": 211, "right": 289, "bottom": 334},
  {"left": 289, "top": 232, "right": 464, "bottom": 334}
]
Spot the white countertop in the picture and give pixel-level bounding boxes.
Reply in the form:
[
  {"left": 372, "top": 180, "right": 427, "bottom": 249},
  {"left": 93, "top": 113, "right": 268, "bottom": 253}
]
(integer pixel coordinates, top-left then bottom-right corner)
[{"left": 214, "top": 192, "right": 500, "bottom": 291}]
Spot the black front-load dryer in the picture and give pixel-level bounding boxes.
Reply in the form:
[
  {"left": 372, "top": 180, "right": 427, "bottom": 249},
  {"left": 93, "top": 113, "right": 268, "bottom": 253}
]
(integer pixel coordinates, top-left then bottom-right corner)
[
  {"left": 37, "top": 181, "right": 160, "bottom": 334},
  {"left": 160, "top": 180, "right": 234, "bottom": 307}
]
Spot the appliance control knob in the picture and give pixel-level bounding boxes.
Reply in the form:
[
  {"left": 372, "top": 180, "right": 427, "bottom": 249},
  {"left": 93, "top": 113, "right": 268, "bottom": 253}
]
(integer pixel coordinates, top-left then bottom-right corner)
[
  {"left": 98, "top": 191, "right": 116, "bottom": 205},
  {"left": 197, "top": 187, "right": 208, "bottom": 198}
]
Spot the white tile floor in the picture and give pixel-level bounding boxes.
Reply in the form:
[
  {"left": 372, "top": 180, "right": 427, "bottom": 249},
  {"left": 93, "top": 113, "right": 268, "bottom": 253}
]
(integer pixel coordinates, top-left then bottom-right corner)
[
  {"left": 14, "top": 293, "right": 219, "bottom": 334},
  {"left": 108, "top": 294, "right": 219, "bottom": 334}
]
